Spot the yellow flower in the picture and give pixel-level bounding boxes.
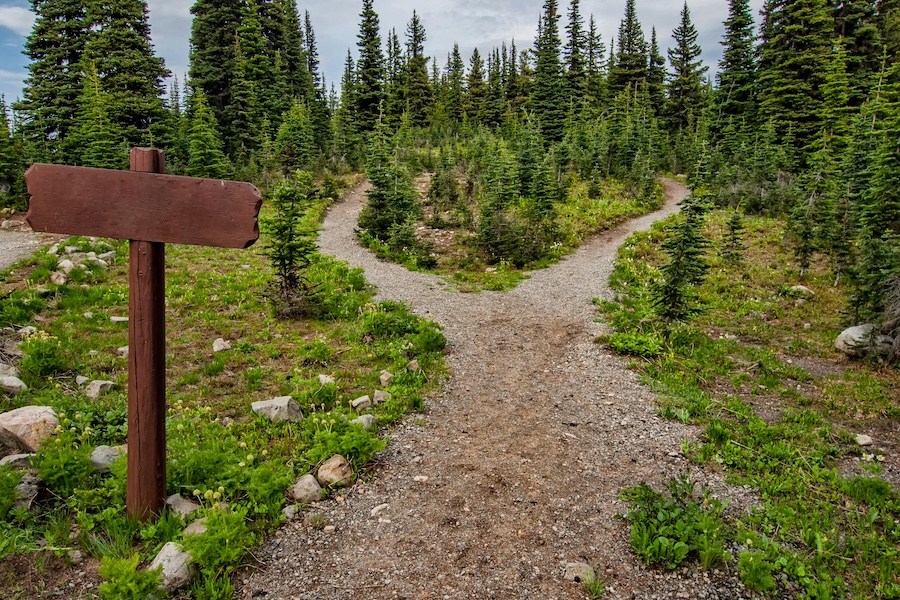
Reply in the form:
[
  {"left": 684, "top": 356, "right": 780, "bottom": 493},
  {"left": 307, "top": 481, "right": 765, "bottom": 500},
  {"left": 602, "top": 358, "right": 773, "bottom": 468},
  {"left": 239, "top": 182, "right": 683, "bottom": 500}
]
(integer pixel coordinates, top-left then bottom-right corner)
[
  {"left": 204, "top": 490, "right": 213, "bottom": 500},
  {"left": 238, "top": 462, "right": 246, "bottom": 468},
  {"left": 193, "top": 489, "right": 201, "bottom": 497}
]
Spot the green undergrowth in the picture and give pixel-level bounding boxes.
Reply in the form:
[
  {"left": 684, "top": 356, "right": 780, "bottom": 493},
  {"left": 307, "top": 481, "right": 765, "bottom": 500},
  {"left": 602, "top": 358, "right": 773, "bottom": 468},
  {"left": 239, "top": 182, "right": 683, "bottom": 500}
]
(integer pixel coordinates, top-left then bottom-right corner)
[
  {"left": 0, "top": 175, "right": 445, "bottom": 598},
  {"left": 600, "top": 210, "right": 900, "bottom": 598}
]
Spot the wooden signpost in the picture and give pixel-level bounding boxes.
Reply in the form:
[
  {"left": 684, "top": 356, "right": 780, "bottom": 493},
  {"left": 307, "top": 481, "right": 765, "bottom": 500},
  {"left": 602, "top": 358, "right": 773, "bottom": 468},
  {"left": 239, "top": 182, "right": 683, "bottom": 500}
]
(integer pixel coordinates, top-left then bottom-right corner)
[{"left": 24, "top": 148, "right": 262, "bottom": 521}]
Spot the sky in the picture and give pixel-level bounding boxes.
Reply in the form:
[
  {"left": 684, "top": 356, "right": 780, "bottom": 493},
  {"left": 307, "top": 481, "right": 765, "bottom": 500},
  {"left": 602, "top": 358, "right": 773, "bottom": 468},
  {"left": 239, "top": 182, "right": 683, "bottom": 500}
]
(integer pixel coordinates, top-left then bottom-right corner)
[{"left": 0, "top": 0, "right": 765, "bottom": 109}]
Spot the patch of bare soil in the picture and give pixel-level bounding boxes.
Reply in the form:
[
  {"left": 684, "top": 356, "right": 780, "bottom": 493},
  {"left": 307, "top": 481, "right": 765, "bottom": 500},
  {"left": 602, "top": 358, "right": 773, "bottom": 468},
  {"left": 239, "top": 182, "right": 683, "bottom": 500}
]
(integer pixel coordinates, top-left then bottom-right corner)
[
  {"left": 0, "top": 552, "right": 102, "bottom": 599},
  {"left": 239, "top": 179, "right": 764, "bottom": 599}
]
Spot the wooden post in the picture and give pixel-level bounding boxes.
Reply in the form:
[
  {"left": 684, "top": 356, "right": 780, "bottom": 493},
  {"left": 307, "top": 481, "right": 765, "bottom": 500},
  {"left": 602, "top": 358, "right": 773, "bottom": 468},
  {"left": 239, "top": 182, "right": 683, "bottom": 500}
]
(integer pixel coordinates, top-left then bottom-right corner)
[{"left": 127, "top": 148, "right": 167, "bottom": 520}]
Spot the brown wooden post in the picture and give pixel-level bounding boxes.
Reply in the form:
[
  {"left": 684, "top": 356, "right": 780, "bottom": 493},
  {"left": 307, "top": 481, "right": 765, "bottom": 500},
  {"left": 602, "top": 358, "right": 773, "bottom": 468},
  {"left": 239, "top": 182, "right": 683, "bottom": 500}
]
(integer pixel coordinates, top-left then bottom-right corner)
[{"left": 127, "top": 148, "right": 167, "bottom": 520}]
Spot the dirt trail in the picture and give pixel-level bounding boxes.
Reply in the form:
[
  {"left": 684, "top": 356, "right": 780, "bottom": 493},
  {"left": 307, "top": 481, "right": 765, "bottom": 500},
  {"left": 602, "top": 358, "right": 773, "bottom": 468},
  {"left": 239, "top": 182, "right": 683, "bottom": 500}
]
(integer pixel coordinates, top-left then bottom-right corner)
[{"left": 242, "top": 180, "right": 754, "bottom": 599}]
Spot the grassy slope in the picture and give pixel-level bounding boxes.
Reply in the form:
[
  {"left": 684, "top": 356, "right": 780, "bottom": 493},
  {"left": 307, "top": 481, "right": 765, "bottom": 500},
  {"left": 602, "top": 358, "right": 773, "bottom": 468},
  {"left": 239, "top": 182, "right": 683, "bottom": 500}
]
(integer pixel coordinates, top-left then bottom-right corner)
[{"left": 601, "top": 210, "right": 900, "bottom": 598}]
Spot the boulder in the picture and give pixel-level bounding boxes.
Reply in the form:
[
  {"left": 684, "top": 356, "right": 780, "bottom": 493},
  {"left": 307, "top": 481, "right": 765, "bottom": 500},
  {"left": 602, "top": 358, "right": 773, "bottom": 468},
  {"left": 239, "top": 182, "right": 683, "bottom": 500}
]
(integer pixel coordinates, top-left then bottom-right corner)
[
  {"left": 290, "top": 474, "right": 323, "bottom": 504},
  {"left": 350, "top": 414, "right": 377, "bottom": 430},
  {"left": 16, "top": 326, "right": 36, "bottom": 337},
  {"left": 251, "top": 396, "right": 303, "bottom": 423},
  {"left": 0, "top": 406, "right": 58, "bottom": 451},
  {"left": 835, "top": 324, "right": 893, "bottom": 358},
  {"left": 373, "top": 390, "right": 392, "bottom": 405},
  {"left": 90, "top": 445, "right": 122, "bottom": 473},
  {"left": 0, "top": 453, "right": 34, "bottom": 469},
  {"left": 318, "top": 374, "right": 335, "bottom": 386},
  {"left": 148, "top": 542, "right": 194, "bottom": 593},
  {"left": 0, "top": 427, "right": 27, "bottom": 457},
  {"left": 98, "top": 250, "right": 116, "bottom": 262},
  {"left": 166, "top": 494, "right": 200, "bottom": 517},
  {"left": 84, "top": 380, "right": 115, "bottom": 399},
  {"left": 379, "top": 370, "right": 394, "bottom": 387},
  {"left": 316, "top": 454, "right": 353, "bottom": 488},
  {"left": 0, "top": 376, "right": 27, "bottom": 396},
  {"left": 855, "top": 434, "right": 874, "bottom": 447},
  {"left": 75, "top": 375, "right": 89, "bottom": 386},
  {"left": 0, "top": 364, "right": 18, "bottom": 378},
  {"left": 14, "top": 473, "right": 40, "bottom": 511},
  {"left": 183, "top": 518, "right": 207, "bottom": 537},
  {"left": 351, "top": 395, "right": 372, "bottom": 411},
  {"left": 212, "top": 338, "right": 231, "bottom": 353},
  {"left": 49, "top": 272, "right": 67, "bottom": 286}
]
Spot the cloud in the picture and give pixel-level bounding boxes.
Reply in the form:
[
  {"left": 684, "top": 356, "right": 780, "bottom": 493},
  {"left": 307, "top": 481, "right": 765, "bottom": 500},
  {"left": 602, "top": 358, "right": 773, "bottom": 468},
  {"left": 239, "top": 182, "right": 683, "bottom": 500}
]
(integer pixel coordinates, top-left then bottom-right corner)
[{"left": 0, "top": 6, "right": 34, "bottom": 37}]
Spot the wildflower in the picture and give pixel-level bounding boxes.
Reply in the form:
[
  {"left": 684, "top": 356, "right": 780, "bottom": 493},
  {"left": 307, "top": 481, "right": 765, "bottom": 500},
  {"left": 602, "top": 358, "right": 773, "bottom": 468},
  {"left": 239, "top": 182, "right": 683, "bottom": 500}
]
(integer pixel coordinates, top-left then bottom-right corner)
[
  {"left": 193, "top": 489, "right": 201, "bottom": 497},
  {"left": 217, "top": 486, "right": 224, "bottom": 494},
  {"left": 55, "top": 438, "right": 61, "bottom": 445},
  {"left": 239, "top": 441, "right": 247, "bottom": 449},
  {"left": 204, "top": 490, "right": 213, "bottom": 500},
  {"left": 246, "top": 454, "right": 254, "bottom": 462},
  {"left": 238, "top": 462, "right": 246, "bottom": 468},
  {"left": 176, "top": 424, "right": 185, "bottom": 432}
]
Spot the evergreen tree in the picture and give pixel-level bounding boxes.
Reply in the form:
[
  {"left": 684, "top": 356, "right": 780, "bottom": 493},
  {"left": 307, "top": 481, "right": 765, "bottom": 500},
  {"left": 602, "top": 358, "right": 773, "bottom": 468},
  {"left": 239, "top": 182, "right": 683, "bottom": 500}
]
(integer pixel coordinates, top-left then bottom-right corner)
[
  {"left": 304, "top": 10, "right": 331, "bottom": 149},
  {"left": 83, "top": 0, "right": 169, "bottom": 150},
  {"left": 715, "top": 0, "right": 757, "bottom": 131},
  {"left": 186, "top": 91, "right": 231, "bottom": 179},
  {"left": 564, "top": 0, "right": 586, "bottom": 99},
  {"left": 832, "top": 0, "right": 883, "bottom": 104},
  {"left": 609, "top": 0, "right": 648, "bottom": 93},
  {"left": 666, "top": 3, "right": 708, "bottom": 132},
  {"left": 404, "top": 11, "right": 432, "bottom": 124},
  {"left": 280, "top": 0, "right": 310, "bottom": 99},
  {"left": 68, "top": 61, "right": 126, "bottom": 169},
  {"left": 228, "top": 37, "right": 261, "bottom": 157},
  {"left": 0, "top": 97, "right": 27, "bottom": 210},
  {"left": 234, "top": 0, "right": 282, "bottom": 136},
  {"left": 483, "top": 49, "right": 506, "bottom": 127},
  {"left": 15, "top": 0, "right": 91, "bottom": 161},
  {"left": 355, "top": 0, "right": 386, "bottom": 133},
  {"left": 585, "top": 16, "right": 607, "bottom": 105},
  {"left": 531, "top": 0, "right": 567, "bottom": 142},
  {"left": 445, "top": 44, "right": 466, "bottom": 122},
  {"left": 465, "top": 49, "right": 488, "bottom": 123},
  {"left": 276, "top": 99, "right": 315, "bottom": 172},
  {"left": 358, "top": 117, "right": 417, "bottom": 242},
  {"left": 879, "top": 0, "right": 900, "bottom": 60},
  {"left": 647, "top": 27, "right": 666, "bottom": 111}
]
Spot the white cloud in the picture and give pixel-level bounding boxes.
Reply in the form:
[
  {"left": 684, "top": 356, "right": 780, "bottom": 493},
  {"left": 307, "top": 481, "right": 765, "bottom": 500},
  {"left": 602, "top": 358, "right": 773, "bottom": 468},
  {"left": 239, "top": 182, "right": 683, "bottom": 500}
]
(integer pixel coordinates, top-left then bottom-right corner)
[{"left": 0, "top": 6, "right": 34, "bottom": 37}]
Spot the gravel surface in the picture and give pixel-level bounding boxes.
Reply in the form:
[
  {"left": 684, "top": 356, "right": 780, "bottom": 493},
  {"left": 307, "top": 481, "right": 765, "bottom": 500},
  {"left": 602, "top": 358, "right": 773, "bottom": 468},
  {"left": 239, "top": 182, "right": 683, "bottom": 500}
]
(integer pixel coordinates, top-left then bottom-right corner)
[
  {"left": 239, "top": 180, "right": 766, "bottom": 600},
  {"left": 0, "top": 218, "right": 43, "bottom": 271}
]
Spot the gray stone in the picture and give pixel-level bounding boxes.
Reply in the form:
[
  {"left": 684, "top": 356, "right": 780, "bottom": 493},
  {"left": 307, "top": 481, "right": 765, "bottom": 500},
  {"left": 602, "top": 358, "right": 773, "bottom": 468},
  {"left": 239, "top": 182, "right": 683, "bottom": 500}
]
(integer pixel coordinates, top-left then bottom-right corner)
[
  {"left": 14, "top": 473, "right": 40, "bottom": 510},
  {"left": 49, "top": 271, "right": 67, "bottom": 286},
  {"left": 57, "top": 259, "right": 76, "bottom": 274},
  {"left": 75, "top": 375, "right": 89, "bottom": 386},
  {"left": 84, "top": 380, "right": 115, "bottom": 399},
  {"left": 148, "top": 542, "right": 194, "bottom": 592},
  {"left": 117, "top": 346, "right": 128, "bottom": 359},
  {"left": 47, "top": 244, "right": 59, "bottom": 255},
  {"left": 67, "top": 549, "right": 84, "bottom": 566},
  {"left": 90, "top": 445, "right": 121, "bottom": 473},
  {"left": 98, "top": 251, "right": 116, "bottom": 262},
  {"left": 407, "top": 359, "right": 420, "bottom": 371},
  {"left": 0, "top": 364, "right": 18, "bottom": 378},
  {"left": 316, "top": 454, "right": 353, "bottom": 488},
  {"left": 0, "top": 376, "right": 27, "bottom": 396},
  {"left": 317, "top": 374, "right": 335, "bottom": 386},
  {"left": 251, "top": 396, "right": 303, "bottom": 423},
  {"left": 166, "top": 493, "right": 200, "bottom": 517},
  {"left": 110, "top": 316, "right": 129, "bottom": 323},
  {"left": 212, "top": 338, "right": 231, "bottom": 353},
  {"left": 82, "top": 312, "right": 93, "bottom": 319},
  {"left": 835, "top": 324, "right": 893, "bottom": 358},
  {"left": 0, "top": 220, "right": 14, "bottom": 230},
  {"left": 16, "top": 326, "right": 36, "bottom": 337},
  {"left": 64, "top": 246, "right": 79, "bottom": 254},
  {"left": 282, "top": 505, "right": 298, "bottom": 520},
  {"left": 351, "top": 414, "right": 377, "bottom": 430},
  {"left": 0, "top": 406, "right": 57, "bottom": 451},
  {"left": 290, "top": 474, "right": 323, "bottom": 504},
  {"left": 564, "top": 562, "right": 596, "bottom": 583},
  {"left": 856, "top": 434, "right": 874, "bottom": 447},
  {"left": 351, "top": 395, "right": 372, "bottom": 411},
  {"left": 379, "top": 370, "right": 394, "bottom": 387},
  {"left": 0, "top": 453, "right": 33, "bottom": 468},
  {"left": 373, "top": 390, "right": 392, "bottom": 404},
  {"left": 790, "top": 285, "right": 815, "bottom": 298},
  {"left": 183, "top": 518, "right": 207, "bottom": 537}
]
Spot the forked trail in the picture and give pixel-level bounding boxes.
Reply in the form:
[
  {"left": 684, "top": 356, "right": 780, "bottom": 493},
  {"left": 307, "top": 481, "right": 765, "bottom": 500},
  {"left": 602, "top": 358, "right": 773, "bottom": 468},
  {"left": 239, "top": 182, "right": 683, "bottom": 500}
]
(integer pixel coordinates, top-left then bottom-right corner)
[{"left": 242, "top": 180, "right": 753, "bottom": 599}]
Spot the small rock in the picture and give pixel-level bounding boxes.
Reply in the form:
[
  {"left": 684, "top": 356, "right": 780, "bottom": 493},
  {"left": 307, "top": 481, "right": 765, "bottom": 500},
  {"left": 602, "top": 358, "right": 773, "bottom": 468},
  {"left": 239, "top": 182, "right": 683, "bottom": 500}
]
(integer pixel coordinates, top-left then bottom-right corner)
[
  {"left": 407, "top": 359, "right": 420, "bottom": 371},
  {"left": 57, "top": 259, "right": 76, "bottom": 274},
  {"left": 0, "top": 220, "right": 15, "bottom": 230},
  {"left": 75, "top": 375, "right": 89, "bottom": 386},
  {"left": 370, "top": 503, "right": 389, "bottom": 517},
  {"left": 351, "top": 395, "right": 372, "bottom": 411},
  {"left": 379, "top": 370, "right": 394, "bottom": 387},
  {"left": 282, "top": 505, "right": 297, "bottom": 520},
  {"left": 49, "top": 271, "right": 67, "bottom": 286},
  {"left": 0, "top": 376, "right": 27, "bottom": 396},
  {"left": 317, "top": 454, "right": 353, "bottom": 488},
  {"left": 351, "top": 414, "right": 377, "bottom": 430},
  {"left": 64, "top": 246, "right": 79, "bottom": 254},
  {"left": 16, "top": 326, "right": 36, "bottom": 337},
  {"left": 0, "top": 364, "right": 18, "bottom": 378},
  {"left": 97, "top": 250, "right": 116, "bottom": 262},
  {"left": 0, "top": 453, "right": 34, "bottom": 469},
  {"left": 323, "top": 525, "right": 336, "bottom": 533},
  {"left": 67, "top": 549, "right": 84, "bottom": 566},
  {"left": 90, "top": 445, "right": 121, "bottom": 473},
  {"left": 83, "top": 312, "right": 93, "bottom": 319},
  {"left": 166, "top": 494, "right": 200, "bottom": 517},
  {"left": 290, "top": 474, "right": 323, "bottom": 504},
  {"left": 856, "top": 434, "right": 874, "bottom": 447},
  {"left": 318, "top": 374, "right": 335, "bottom": 386},
  {"left": 14, "top": 473, "right": 40, "bottom": 509},
  {"left": 564, "top": 562, "right": 595, "bottom": 583},
  {"left": 110, "top": 316, "right": 129, "bottom": 323},
  {"left": 0, "top": 406, "right": 57, "bottom": 451},
  {"left": 84, "top": 380, "right": 115, "bottom": 399},
  {"left": 48, "top": 244, "right": 59, "bottom": 255},
  {"left": 413, "top": 475, "right": 429, "bottom": 482},
  {"left": 373, "top": 390, "right": 392, "bottom": 404},
  {"left": 117, "top": 346, "right": 129, "bottom": 359},
  {"left": 183, "top": 518, "right": 208, "bottom": 537},
  {"left": 790, "top": 285, "right": 815, "bottom": 298},
  {"left": 212, "top": 338, "right": 231, "bottom": 353},
  {"left": 148, "top": 542, "right": 194, "bottom": 592},
  {"left": 803, "top": 323, "right": 811, "bottom": 330},
  {"left": 251, "top": 396, "right": 303, "bottom": 423}
]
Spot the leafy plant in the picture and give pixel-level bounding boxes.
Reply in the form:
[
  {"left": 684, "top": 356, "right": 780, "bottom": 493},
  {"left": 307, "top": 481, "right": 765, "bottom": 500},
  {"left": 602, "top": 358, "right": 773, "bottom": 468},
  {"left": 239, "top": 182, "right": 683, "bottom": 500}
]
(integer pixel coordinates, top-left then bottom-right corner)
[
  {"left": 609, "top": 331, "right": 664, "bottom": 358},
  {"left": 20, "top": 329, "right": 67, "bottom": 377},
  {"left": 98, "top": 554, "right": 162, "bottom": 600},
  {"left": 0, "top": 465, "right": 22, "bottom": 520},
  {"left": 738, "top": 551, "right": 776, "bottom": 592},
  {"left": 34, "top": 428, "right": 94, "bottom": 499}
]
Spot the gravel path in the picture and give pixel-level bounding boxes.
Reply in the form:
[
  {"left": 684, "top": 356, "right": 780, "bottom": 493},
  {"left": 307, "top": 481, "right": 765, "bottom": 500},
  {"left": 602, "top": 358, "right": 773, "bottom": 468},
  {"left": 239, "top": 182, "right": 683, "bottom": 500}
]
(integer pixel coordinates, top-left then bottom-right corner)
[
  {"left": 0, "top": 221, "right": 42, "bottom": 272},
  {"left": 241, "top": 180, "right": 759, "bottom": 600}
]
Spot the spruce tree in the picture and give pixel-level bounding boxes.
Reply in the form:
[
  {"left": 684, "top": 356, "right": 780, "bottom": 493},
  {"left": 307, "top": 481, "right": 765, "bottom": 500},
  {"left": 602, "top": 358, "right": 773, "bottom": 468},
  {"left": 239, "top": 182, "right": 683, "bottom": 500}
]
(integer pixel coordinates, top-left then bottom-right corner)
[
  {"left": 531, "top": 0, "right": 567, "bottom": 142},
  {"left": 445, "top": 44, "right": 466, "bottom": 122},
  {"left": 0, "top": 97, "right": 26, "bottom": 210},
  {"left": 483, "top": 49, "right": 506, "bottom": 127},
  {"left": 833, "top": 0, "right": 883, "bottom": 104},
  {"left": 15, "top": 0, "right": 90, "bottom": 161},
  {"left": 714, "top": 0, "right": 757, "bottom": 130},
  {"left": 83, "top": 0, "right": 169, "bottom": 150},
  {"left": 280, "top": 0, "right": 310, "bottom": 99},
  {"left": 358, "top": 117, "right": 416, "bottom": 242},
  {"left": 465, "top": 49, "right": 488, "bottom": 123},
  {"left": 68, "top": 61, "right": 126, "bottom": 170},
  {"left": 276, "top": 99, "right": 315, "bottom": 172},
  {"left": 404, "top": 11, "right": 432, "bottom": 124},
  {"left": 355, "top": 0, "right": 386, "bottom": 133},
  {"left": 666, "top": 3, "right": 708, "bottom": 132},
  {"left": 647, "top": 28, "right": 666, "bottom": 111},
  {"left": 585, "top": 16, "right": 607, "bottom": 105},
  {"left": 234, "top": 1, "right": 279, "bottom": 137},
  {"left": 609, "top": 0, "right": 648, "bottom": 93},
  {"left": 186, "top": 91, "right": 231, "bottom": 179},
  {"left": 564, "top": 0, "right": 586, "bottom": 99},
  {"left": 229, "top": 38, "right": 261, "bottom": 157},
  {"left": 654, "top": 191, "right": 711, "bottom": 321},
  {"left": 304, "top": 11, "right": 331, "bottom": 149}
]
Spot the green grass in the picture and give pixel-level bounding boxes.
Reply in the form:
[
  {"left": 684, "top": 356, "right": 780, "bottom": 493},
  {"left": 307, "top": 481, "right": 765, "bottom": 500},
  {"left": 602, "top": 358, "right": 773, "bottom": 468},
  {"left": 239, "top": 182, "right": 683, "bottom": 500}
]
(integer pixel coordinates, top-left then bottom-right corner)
[
  {"left": 600, "top": 210, "right": 900, "bottom": 598},
  {"left": 0, "top": 174, "right": 445, "bottom": 597}
]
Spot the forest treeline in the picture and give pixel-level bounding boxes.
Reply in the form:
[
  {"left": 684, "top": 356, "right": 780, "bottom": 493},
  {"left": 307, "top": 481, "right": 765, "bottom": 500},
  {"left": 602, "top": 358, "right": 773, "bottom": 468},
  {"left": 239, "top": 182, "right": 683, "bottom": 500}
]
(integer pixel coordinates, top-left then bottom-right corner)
[{"left": 0, "top": 0, "right": 899, "bottom": 326}]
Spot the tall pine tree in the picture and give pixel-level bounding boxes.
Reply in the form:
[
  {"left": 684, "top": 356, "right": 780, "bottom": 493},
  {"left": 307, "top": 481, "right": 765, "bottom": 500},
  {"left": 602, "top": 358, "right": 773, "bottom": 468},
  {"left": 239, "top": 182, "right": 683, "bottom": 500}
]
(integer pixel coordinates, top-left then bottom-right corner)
[
  {"left": 531, "top": 0, "right": 567, "bottom": 142},
  {"left": 666, "top": 3, "right": 708, "bottom": 132},
  {"left": 609, "top": 0, "right": 648, "bottom": 93},
  {"left": 355, "top": 0, "right": 386, "bottom": 133}
]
